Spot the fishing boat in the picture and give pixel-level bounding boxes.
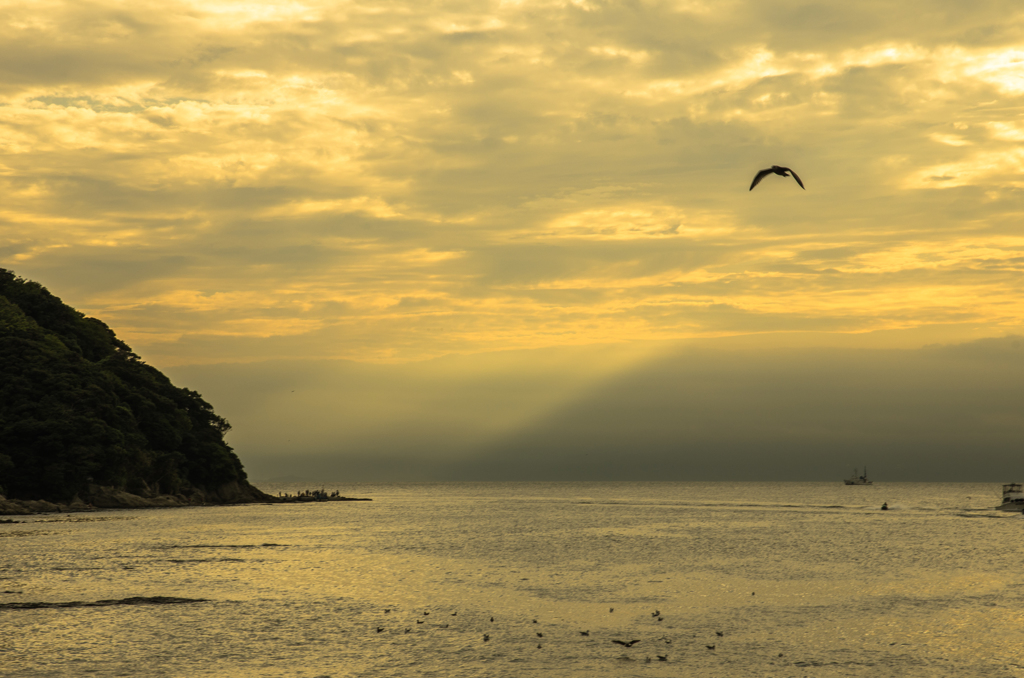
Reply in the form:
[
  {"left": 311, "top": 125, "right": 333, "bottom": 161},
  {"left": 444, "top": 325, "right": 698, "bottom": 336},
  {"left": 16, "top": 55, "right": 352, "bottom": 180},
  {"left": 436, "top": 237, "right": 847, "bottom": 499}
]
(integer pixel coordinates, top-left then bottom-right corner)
[
  {"left": 844, "top": 467, "right": 872, "bottom": 485},
  {"left": 996, "top": 483, "right": 1024, "bottom": 512}
]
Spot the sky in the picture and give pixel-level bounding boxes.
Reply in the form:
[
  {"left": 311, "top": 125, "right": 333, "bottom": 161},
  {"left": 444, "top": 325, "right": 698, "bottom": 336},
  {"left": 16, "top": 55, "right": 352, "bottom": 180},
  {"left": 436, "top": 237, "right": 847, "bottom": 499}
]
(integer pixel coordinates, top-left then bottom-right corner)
[{"left": 3, "top": 0, "right": 1024, "bottom": 481}]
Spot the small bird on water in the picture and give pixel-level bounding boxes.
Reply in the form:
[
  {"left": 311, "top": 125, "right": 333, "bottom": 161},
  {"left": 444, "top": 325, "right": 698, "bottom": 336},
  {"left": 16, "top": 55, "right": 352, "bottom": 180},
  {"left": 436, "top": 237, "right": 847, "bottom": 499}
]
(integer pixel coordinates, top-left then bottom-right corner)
[{"left": 749, "top": 165, "right": 804, "bottom": 191}]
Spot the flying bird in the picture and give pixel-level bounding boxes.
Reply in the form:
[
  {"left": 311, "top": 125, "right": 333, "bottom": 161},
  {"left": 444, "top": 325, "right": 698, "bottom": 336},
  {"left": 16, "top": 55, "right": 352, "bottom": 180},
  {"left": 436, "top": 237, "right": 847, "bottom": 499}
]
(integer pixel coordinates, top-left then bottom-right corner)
[
  {"left": 612, "top": 640, "right": 641, "bottom": 648},
  {"left": 749, "top": 165, "right": 804, "bottom": 191}
]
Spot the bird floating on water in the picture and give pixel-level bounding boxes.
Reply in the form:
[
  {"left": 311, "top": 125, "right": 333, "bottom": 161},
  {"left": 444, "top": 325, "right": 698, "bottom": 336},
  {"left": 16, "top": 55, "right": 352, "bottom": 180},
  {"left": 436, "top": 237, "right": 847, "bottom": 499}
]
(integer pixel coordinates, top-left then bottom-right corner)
[{"left": 749, "top": 165, "right": 804, "bottom": 191}]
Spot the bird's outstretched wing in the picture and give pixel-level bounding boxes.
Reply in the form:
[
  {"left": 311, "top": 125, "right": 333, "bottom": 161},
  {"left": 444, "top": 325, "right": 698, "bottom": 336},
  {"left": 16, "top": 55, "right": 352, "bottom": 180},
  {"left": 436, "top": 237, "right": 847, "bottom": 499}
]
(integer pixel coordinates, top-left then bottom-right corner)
[
  {"left": 749, "top": 168, "right": 772, "bottom": 191},
  {"left": 780, "top": 166, "right": 805, "bottom": 189}
]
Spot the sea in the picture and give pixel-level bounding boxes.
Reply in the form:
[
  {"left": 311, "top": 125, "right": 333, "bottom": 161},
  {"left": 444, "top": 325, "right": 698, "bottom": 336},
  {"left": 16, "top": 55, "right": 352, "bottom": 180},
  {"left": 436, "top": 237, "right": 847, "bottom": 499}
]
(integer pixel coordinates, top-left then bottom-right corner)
[{"left": 2, "top": 482, "right": 1023, "bottom": 677}]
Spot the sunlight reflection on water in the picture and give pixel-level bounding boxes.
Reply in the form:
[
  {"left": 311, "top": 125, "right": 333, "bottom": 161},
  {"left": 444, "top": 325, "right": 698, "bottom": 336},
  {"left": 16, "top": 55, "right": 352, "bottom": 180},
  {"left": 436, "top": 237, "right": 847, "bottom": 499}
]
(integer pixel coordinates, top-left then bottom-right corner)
[{"left": 2, "top": 482, "right": 1023, "bottom": 677}]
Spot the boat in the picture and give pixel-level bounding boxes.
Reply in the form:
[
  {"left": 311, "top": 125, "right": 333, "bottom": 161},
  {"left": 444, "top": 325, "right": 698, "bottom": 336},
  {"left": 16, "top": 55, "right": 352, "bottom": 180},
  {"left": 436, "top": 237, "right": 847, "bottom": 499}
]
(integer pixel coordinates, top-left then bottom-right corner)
[
  {"left": 996, "top": 483, "right": 1024, "bottom": 512},
  {"left": 844, "top": 467, "right": 872, "bottom": 485}
]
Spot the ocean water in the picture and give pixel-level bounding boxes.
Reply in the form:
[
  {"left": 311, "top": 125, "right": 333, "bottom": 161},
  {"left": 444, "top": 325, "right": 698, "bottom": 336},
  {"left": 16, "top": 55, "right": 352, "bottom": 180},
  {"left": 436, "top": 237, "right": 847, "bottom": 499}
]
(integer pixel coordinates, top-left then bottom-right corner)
[{"left": 2, "top": 482, "right": 1023, "bottom": 677}]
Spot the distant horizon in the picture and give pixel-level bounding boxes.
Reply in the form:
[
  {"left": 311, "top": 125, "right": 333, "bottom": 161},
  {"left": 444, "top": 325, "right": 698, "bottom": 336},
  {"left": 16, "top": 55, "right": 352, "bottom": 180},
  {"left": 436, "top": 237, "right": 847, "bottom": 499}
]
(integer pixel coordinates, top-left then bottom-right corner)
[{"left": 251, "top": 478, "right": 1018, "bottom": 485}]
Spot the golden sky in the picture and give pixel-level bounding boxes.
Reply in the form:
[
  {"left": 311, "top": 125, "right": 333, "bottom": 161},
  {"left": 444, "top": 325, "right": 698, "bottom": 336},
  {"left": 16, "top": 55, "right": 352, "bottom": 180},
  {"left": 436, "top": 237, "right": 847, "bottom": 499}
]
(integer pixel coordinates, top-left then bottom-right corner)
[{"left": 4, "top": 0, "right": 1024, "bottom": 479}]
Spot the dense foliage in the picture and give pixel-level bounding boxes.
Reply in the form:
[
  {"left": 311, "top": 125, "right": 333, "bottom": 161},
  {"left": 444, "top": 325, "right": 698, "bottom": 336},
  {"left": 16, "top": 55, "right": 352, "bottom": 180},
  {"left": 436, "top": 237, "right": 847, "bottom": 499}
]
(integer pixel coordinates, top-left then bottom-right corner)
[{"left": 0, "top": 269, "right": 249, "bottom": 501}]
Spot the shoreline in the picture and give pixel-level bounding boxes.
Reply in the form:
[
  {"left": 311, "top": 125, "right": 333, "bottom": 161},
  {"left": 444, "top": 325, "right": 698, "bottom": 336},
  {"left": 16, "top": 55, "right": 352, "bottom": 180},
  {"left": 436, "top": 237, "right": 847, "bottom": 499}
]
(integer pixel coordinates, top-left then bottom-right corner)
[{"left": 0, "top": 484, "right": 371, "bottom": 516}]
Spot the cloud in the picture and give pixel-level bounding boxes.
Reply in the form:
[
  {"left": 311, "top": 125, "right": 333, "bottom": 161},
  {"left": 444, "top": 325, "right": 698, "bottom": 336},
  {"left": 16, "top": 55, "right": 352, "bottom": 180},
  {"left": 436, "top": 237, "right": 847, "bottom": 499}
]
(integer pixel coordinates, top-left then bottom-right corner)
[{"left": 3, "top": 0, "right": 1024, "bottom": 363}]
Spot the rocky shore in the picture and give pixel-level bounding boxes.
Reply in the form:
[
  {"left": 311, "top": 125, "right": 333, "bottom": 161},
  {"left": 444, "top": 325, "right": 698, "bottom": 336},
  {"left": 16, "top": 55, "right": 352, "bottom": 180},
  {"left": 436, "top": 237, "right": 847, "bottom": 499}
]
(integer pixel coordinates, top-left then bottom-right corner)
[
  {"left": 0, "top": 481, "right": 277, "bottom": 515},
  {"left": 0, "top": 483, "right": 372, "bottom": 515}
]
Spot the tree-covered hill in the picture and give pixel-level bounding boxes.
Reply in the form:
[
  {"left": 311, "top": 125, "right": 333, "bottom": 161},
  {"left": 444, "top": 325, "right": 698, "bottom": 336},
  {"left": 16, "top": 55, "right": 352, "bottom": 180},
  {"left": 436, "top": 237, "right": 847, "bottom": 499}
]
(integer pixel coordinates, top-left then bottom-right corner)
[{"left": 0, "top": 268, "right": 270, "bottom": 507}]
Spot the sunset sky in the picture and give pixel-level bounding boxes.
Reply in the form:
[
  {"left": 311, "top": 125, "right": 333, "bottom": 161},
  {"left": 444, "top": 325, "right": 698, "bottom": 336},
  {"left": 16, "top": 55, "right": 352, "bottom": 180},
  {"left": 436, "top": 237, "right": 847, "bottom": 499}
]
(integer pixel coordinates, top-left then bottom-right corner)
[{"left": 4, "top": 0, "right": 1024, "bottom": 481}]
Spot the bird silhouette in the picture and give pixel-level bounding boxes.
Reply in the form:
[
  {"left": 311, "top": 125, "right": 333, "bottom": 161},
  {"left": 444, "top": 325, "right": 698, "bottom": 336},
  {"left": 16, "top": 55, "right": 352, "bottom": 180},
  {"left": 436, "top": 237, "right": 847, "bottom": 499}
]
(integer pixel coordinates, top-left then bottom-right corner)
[
  {"left": 749, "top": 165, "right": 804, "bottom": 191},
  {"left": 612, "top": 640, "right": 641, "bottom": 647},
  {"left": 706, "top": 644, "right": 716, "bottom": 650},
  {"left": 537, "top": 633, "right": 544, "bottom": 638},
  {"left": 716, "top": 631, "right": 724, "bottom": 637},
  {"left": 657, "top": 655, "right": 668, "bottom": 661},
  {"left": 579, "top": 631, "right": 590, "bottom": 636},
  {"left": 483, "top": 634, "right": 490, "bottom": 642},
  {"left": 651, "top": 610, "right": 660, "bottom": 617}
]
